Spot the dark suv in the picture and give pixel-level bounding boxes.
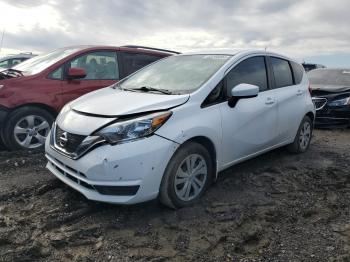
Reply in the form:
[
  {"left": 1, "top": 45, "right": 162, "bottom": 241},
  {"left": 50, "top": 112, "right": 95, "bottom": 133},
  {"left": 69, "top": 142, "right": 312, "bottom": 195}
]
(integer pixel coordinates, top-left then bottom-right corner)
[{"left": 0, "top": 45, "right": 178, "bottom": 150}]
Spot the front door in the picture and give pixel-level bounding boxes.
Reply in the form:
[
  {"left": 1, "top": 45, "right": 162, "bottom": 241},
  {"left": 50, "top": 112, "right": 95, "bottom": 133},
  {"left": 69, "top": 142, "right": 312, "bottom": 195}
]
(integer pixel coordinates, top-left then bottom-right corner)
[
  {"left": 61, "top": 51, "right": 119, "bottom": 107},
  {"left": 219, "top": 56, "right": 278, "bottom": 168}
]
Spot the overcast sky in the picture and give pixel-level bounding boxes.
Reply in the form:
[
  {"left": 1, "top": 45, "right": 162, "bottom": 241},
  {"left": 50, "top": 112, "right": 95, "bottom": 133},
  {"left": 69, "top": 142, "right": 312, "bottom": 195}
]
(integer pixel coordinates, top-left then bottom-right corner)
[{"left": 1, "top": 0, "right": 350, "bottom": 66}]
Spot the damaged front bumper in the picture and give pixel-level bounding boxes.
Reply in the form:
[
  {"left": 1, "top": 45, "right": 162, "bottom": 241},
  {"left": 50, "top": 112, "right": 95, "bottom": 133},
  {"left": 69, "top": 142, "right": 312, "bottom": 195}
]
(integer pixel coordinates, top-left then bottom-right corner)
[
  {"left": 45, "top": 133, "right": 178, "bottom": 204},
  {"left": 314, "top": 106, "right": 350, "bottom": 128}
]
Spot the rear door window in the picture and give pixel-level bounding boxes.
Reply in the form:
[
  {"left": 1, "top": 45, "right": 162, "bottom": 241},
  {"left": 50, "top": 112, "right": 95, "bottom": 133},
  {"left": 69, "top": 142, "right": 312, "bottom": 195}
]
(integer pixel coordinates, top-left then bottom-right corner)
[
  {"left": 67, "top": 51, "right": 119, "bottom": 80},
  {"left": 120, "top": 52, "right": 162, "bottom": 77},
  {"left": 271, "top": 57, "right": 293, "bottom": 88},
  {"left": 291, "top": 61, "right": 304, "bottom": 84},
  {"left": 226, "top": 56, "right": 268, "bottom": 94}
]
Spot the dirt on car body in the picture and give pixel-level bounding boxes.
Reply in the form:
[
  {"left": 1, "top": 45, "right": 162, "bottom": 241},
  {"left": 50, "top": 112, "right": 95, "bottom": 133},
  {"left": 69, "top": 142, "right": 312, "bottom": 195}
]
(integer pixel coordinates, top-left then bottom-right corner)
[{"left": 1, "top": 130, "right": 350, "bottom": 261}]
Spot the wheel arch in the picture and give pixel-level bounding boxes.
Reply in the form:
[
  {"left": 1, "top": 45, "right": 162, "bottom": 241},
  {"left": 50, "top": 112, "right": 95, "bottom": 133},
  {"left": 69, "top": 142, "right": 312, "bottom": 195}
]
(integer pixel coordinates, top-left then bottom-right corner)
[
  {"left": 306, "top": 111, "right": 315, "bottom": 123},
  {"left": 11, "top": 103, "right": 58, "bottom": 119},
  {"left": 181, "top": 135, "right": 218, "bottom": 179}
]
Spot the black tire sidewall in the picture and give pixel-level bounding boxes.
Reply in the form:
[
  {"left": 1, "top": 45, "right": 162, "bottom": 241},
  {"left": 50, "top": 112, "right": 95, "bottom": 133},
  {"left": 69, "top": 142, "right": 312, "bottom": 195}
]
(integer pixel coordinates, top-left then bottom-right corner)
[
  {"left": 293, "top": 116, "right": 313, "bottom": 153},
  {"left": 161, "top": 142, "right": 214, "bottom": 208},
  {"left": 1, "top": 107, "right": 54, "bottom": 151}
]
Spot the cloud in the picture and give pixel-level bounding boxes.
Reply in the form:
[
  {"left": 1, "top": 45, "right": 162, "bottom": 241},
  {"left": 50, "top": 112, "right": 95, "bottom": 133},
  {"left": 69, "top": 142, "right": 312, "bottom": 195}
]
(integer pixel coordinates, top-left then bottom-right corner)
[{"left": 1, "top": 0, "right": 350, "bottom": 59}]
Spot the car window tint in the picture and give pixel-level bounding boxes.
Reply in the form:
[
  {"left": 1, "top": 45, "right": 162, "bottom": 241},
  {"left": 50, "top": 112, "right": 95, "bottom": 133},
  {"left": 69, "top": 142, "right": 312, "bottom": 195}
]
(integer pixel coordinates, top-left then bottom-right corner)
[
  {"left": 202, "top": 80, "right": 225, "bottom": 107},
  {"left": 49, "top": 66, "right": 63, "bottom": 80},
  {"left": 68, "top": 51, "right": 119, "bottom": 80},
  {"left": 291, "top": 61, "right": 304, "bottom": 84},
  {"left": 226, "top": 56, "right": 268, "bottom": 94},
  {"left": 0, "top": 60, "right": 9, "bottom": 68},
  {"left": 10, "top": 59, "right": 23, "bottom": 67},
  {"left": 271, "top": 57, "right": 293, "bottom": 88},
  {"left": 121, "top": 53, "right": 161, "bottom": 76}
]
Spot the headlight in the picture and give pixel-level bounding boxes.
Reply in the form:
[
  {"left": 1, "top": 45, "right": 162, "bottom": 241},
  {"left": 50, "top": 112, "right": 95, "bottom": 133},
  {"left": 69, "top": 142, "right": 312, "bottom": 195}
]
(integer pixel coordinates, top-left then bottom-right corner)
[
  {"left": 328, "top": 97, "right": 350, "bottom": 107},
  {"left": 96, "top": 111, "right": 172, "bottom": 144}
]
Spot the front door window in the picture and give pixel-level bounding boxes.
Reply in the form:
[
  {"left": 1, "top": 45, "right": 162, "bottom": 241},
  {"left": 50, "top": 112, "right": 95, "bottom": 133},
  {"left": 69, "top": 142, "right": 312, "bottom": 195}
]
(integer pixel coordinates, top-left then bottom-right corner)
[{"left": 68, "top": 51, "right": 119, "bottom": 80}]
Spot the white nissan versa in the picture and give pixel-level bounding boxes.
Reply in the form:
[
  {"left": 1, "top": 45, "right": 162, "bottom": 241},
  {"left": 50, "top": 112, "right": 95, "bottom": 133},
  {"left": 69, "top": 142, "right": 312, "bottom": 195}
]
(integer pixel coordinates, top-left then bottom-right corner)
[{"left": 45, "top": 50, "right": 315, "bottom": 208}]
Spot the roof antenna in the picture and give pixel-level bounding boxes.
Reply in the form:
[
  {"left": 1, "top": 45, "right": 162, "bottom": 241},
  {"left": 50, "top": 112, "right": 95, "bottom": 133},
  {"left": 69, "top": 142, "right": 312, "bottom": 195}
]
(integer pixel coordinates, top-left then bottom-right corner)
[{"left": 264, "top": 46, "right": 268, "bottom": 52}]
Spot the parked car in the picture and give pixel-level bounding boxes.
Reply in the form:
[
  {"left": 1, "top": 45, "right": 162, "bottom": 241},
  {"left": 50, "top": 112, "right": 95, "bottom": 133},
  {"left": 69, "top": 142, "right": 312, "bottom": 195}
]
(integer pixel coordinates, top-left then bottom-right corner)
[
  {"left": 45, "top": 50, "right": 315, "bottom": 208},
  {"left": 310, "top": 68, "right": 350, "bottom": 128},
  {"left": 0, "top": 53, "right": 36, "bottom": 69},
  {"left": 302, "top": 62, "right": 326, "bottom": 72},
  {"left": 0, "top": 45, "right": 177, "bottom": 150}
]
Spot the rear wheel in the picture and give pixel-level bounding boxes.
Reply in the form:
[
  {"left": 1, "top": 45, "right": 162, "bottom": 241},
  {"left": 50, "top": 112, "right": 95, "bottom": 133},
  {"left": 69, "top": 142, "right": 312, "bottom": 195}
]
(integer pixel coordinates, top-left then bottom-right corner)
[
  {"left": 287, "top": 116, "right": 313, "bottom": 153},
  {"left": 1, "top": 107, "right": 54, "bottom": 151},
  {"left": 159, "top": 142, "right": 214, "bottom": 209}
]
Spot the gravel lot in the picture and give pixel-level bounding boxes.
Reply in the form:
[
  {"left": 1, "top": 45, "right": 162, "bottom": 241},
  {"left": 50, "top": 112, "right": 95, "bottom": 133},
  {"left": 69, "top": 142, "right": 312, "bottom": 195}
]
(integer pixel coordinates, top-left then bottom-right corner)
[{"left": 1, "top": 129, "right": 350, "bottom": 261}]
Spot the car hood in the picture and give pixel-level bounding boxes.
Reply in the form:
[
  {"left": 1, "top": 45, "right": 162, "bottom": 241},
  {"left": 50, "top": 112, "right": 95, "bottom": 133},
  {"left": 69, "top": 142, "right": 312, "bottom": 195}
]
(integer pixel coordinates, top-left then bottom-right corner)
[
  {"left": 70, "top": 87, "right": 190, "bottom": 117},
  {"left": 311, "top": 84, "right": 350, "bottom": 93}
]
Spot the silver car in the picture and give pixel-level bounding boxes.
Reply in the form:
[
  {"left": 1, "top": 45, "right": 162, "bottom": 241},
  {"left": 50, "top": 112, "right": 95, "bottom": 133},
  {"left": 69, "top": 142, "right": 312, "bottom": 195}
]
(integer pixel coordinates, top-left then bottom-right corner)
[{"left": 0, "top": 53, "right": 36, "bottom": 69}]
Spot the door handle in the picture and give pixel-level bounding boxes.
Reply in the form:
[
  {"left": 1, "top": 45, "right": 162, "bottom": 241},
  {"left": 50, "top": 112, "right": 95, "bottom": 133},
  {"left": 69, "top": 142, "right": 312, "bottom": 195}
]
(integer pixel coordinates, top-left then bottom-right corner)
[
  {"left": 297, "top": 90, "right": 303, "bottom": 96},
  {"left": 265, "top": 97, "right": 275, "bottom": 105}
]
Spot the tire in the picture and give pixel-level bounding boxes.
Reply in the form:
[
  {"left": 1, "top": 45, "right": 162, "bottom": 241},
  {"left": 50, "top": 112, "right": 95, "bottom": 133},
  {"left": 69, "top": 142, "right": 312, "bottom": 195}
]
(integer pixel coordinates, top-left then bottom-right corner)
[
  {"left": 0, "top": 134, "right": 7, "bottom": 151},
  {"left": 1, "top": 106, "right": 54, "bottom": 151},
  {"left": 287, "top": 116, "right": 313, "bottom": 154},
  {"left": 159, "top": 142, "right": 214, "bottom": 209}
]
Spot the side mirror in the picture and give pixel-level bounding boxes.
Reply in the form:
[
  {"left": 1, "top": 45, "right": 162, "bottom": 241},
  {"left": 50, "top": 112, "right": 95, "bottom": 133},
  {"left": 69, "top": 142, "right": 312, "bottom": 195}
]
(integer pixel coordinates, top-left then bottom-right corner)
[
  {"left": 228, "top": 83, "right": 259, "bottom": 108},
  {"left": 67, "top": 67, "right": 86, "bottom": 80}
]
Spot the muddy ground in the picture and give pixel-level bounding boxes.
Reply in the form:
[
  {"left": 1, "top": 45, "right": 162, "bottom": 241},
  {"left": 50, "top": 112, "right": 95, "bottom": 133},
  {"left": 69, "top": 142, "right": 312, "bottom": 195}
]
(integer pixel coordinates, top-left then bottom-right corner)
[{"left": 0, "top": 129, "right": 350, "bottom": 261}]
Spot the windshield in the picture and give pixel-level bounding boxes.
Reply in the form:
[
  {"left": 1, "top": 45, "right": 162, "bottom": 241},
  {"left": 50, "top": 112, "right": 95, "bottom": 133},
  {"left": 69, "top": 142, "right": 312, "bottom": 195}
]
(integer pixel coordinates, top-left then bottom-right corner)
[
  {"left": 13, "top": 47, "right": 83, "bottom": 76},
  {"left": 119, "top": 54, "right": 231, "bottom": 94},
  {"left": 308, "top": 69, "right": 350, "bottom": 86}
]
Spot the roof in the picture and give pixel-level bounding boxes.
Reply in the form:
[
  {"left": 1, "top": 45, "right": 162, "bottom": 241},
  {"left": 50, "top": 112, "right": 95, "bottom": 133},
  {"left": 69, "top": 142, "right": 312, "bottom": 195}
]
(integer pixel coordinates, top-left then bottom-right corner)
[
  {"left": 56, "top": 45, "right": 178, "bottom": 56},
  {"left": 180, "top": 49, "right": 297, "bottom": 63}
]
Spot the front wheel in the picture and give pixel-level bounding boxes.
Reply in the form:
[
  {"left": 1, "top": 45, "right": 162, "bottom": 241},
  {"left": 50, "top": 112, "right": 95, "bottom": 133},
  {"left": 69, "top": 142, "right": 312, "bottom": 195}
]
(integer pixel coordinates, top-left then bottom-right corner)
[
  {"left": 159, "top": 142, "right": 214, "bottom": 209},
  {"left": 287, "top": 115, "right": 313, "bottom": 153},
  {"left": 1, "top": 107, "right": 54, "bottom": 151}
]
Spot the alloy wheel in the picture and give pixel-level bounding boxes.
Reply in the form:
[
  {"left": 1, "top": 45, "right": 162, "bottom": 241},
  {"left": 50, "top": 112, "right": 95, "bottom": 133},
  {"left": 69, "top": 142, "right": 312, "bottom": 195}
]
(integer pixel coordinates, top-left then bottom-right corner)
[
  {"left": 299, "top": 121, "right": 311, "bottom": 150},
  {"left": 174, "top": 154, "right": 208, "bottom": 201},
  {"left": 13, "top": 115, "right": 51, "bottom": 149}
]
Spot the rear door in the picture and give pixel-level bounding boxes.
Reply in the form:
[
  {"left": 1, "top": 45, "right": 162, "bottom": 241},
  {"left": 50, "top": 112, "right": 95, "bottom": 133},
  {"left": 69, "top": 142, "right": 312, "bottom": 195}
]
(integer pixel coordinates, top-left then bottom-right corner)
[
  {"left": 60, "top": 51, "right": 119, "bottom": 106},
  {"left": 268, "top": 57, "right": 306, "bottom": 142},
  {"left": 219, "top": 56, "right": 278, "bottom": 168}
]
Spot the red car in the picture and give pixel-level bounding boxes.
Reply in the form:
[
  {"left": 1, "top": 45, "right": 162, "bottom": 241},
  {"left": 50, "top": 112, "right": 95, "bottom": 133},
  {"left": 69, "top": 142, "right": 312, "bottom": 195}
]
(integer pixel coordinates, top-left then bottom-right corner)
[{"left": 0, "top": 45, "right": 176, "bottom": 150}]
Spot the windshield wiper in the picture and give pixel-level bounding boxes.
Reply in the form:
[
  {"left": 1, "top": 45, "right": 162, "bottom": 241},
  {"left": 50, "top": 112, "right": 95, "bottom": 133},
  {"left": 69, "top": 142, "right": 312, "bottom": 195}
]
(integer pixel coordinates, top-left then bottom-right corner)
[
  {"left": 124, "top": 86, "right": 172, "bottom": 95},
  {"left": 2, "top": 68, "right": 23, "bottom": 77}
]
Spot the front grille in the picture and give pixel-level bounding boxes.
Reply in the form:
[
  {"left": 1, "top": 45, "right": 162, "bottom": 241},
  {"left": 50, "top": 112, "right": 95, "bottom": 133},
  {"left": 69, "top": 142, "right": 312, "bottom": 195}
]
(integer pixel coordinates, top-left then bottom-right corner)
[
  {"left": 55, "top": 126, "right": 86, "bottom": 153},
  {"left": 312, "top": 97, "right": 328, "bottom": 111}
]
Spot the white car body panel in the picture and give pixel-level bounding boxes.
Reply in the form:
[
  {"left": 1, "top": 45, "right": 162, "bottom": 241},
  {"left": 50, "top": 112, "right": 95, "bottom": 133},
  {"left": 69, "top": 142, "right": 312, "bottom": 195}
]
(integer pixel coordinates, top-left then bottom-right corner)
[
  {"left": 56, "top": 109, "right": 116, "bottom": 135},
  {"left": 70, "top": 87, "right": 189, "bottom": 116},
  {"left": 218, "top": 88, "right": 278, "bottom": 168},
  {"left": 45, "top": 49, "right": 316, "bottom": 204}
]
